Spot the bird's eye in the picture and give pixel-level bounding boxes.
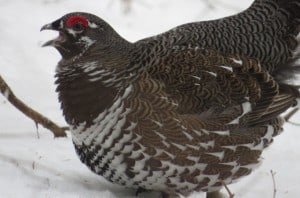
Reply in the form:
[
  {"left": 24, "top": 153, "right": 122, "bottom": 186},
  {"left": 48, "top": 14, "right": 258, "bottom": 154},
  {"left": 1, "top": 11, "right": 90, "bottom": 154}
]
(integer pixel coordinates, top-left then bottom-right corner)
[{"left": 72, "top": 22, "right": 85, "bottom": 32}]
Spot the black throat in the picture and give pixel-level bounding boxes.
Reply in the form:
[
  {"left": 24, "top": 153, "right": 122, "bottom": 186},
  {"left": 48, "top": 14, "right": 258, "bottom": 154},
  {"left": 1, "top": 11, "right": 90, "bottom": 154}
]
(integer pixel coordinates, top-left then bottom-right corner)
[
  {"left": 54, "top": 36, "right": 143, "bottom": 127},
  {"left": 55, "top": 67, "right": 119, "bottom": 127}
]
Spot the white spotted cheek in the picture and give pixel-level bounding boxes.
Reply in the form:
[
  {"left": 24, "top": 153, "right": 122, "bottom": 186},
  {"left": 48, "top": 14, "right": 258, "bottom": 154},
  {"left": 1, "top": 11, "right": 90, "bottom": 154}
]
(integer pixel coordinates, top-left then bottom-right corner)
[
  {"left": 79, "top": 36, "right": 95, "bottom": 48},
  {"left": 66, "top": 28, "right": 78, "bottom": 37}
]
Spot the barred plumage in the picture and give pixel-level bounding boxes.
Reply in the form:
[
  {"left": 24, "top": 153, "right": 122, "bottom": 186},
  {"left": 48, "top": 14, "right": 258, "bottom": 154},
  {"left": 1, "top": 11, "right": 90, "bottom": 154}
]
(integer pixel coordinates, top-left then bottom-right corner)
[{"left": 42, "top": 0, "right": 300, "bottom": 197}]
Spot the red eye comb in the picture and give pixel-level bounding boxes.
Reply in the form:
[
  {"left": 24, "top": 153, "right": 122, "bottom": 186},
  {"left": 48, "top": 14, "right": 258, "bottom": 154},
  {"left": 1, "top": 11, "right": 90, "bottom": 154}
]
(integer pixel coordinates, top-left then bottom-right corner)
[{"left": 66, "top": 16, "right": 88, "bottom": 27}]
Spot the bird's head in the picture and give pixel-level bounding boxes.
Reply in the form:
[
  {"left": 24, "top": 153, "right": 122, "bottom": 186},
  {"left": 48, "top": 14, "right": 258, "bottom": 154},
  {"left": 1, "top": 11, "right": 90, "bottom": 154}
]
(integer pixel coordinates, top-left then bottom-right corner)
[{"left": 41, "top": 12, "right": 117, "bottom": 59}]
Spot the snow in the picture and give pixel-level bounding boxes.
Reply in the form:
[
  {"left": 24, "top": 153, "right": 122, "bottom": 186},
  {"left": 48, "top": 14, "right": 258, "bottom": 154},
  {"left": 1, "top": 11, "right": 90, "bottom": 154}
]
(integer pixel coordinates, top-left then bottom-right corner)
[{"left": 0, "top": 0, "right": 300, "bottom": 197}]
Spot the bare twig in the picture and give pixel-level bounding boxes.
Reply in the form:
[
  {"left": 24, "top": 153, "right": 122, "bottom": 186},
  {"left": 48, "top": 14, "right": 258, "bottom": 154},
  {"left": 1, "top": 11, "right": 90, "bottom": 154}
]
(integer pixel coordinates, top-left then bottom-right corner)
[
  {"left": 35, "top": 122, "right": 40, "bottom": 139},
  {"left": 122, "top": 0, "right": 132, "bottom": 14},
  {"left": 108, "top": 0, "right": 134, "bottom": 14},
  {"left": 201, "top": 0, "right": 215, "bottom": 10},
  {"left": 0, "top": 75, "right": 67, "bottom": 137},
  {"left": 284, "top": 108, "right": 299, "bottom": 122},
  {"left": 287, "top": 121, "right": 300, "bottom": 126},
  {"left": 201, "top": 0, "right": 243, "bottom": 12},
  {"left": 270, "top": 170, "right": 277, "bottom": 198},
  {"left": 222, "top": 181, "right": 235, "bottom": 198}
]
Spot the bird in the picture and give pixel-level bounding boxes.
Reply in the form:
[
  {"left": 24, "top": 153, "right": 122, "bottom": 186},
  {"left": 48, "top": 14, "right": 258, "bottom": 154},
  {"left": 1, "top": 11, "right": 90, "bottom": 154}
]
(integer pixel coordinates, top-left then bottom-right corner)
[{"left": 41, "top": 0, "right": 300, "bottom": 197}]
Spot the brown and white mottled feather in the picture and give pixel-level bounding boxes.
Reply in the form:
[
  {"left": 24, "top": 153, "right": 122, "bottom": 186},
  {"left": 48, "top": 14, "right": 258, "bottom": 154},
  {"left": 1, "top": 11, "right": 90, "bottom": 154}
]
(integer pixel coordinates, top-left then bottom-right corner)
[{"left": 41, "top": 0, "right": 300, "bottom": 197}]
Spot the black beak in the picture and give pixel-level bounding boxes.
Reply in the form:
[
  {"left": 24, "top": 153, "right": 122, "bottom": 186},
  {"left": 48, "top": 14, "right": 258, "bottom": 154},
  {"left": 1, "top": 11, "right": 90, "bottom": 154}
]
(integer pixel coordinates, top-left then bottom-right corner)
[
  {"left": 40, "top": 23, "right": 55, "bottom": 31},
  {"left": 41, "top": 19, "right": 64, "bottom": 47},
  {"left": 41, "top": 18, "right": 62, "bottom": 31}
]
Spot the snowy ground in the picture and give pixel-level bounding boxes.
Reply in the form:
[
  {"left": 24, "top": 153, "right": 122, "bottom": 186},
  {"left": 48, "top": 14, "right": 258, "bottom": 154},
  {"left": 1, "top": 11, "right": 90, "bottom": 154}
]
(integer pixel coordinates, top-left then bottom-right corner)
[{"left": 0, "top": 0, "right": 300, "bottom": 197}]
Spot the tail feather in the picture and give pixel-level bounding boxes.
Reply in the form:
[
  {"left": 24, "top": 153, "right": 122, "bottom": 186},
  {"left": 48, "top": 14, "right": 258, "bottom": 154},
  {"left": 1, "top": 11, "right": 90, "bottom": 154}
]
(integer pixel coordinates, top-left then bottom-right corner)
[
  {"left": 271, "top": 0, "right": 300, "bottom": 82},
  {"left": 274, "top": 62, "right": 300, "bottom": 84}
]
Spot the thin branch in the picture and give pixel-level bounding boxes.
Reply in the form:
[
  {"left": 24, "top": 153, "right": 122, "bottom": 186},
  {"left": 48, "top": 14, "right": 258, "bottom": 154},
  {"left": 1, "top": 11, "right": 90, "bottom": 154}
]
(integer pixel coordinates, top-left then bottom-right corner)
[
  {"left": 284, "top": 108, "right": 299, "bottom": 122},
  {"left": 201, "top": 0, "right": 243, "bottom": 12},
  {"left": 122, "top": 0, "right": 132, "bottom": 14},
  {"left": 287, "top": 121, "right": 300, "bottom": 126},
  {"left": 0, "top": 74, "right": 67, "bottom": 137},
  {"left": 201, "top": 0, "right": 216, "bottom": 10},
  {"left": 270, "top": 170, "right": 277, "bottom": 198},
  {"left": 221, "top": 181, "right": 235, "bottom": 198}
]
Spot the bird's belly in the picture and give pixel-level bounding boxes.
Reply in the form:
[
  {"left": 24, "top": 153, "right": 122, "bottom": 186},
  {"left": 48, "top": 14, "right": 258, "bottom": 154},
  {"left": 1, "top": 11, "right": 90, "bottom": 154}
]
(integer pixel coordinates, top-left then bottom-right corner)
[{"left": 72, "top": 137, "right": 265, "bottom": 195}]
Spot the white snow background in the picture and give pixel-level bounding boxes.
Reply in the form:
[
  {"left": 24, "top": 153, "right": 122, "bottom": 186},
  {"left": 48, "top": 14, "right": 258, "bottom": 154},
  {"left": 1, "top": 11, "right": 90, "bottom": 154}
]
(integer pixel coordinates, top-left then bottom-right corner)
[{"left": 0, "top": 0, "right": 300, "bottom": 197}]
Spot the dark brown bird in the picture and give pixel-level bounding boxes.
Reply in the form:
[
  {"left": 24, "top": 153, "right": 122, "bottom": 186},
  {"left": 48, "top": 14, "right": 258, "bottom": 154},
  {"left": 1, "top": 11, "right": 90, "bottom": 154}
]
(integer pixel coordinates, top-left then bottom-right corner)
[{"left": 41, "top": 0, "right": 300, "bottom": 197}]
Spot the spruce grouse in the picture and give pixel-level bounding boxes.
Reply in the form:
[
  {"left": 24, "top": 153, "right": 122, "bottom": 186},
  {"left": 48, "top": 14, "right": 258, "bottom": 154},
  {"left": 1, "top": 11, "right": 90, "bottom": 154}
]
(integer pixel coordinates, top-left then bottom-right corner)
[{"left": 41, "top": 0, "right": 300, "bottom": 197}]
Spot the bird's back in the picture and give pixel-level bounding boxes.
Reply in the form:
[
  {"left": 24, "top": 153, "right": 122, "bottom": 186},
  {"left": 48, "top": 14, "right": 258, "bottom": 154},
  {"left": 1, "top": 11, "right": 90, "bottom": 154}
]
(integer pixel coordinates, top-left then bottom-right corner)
[{"left": 142, "top": 0, "right": 300, "bottom": 76}]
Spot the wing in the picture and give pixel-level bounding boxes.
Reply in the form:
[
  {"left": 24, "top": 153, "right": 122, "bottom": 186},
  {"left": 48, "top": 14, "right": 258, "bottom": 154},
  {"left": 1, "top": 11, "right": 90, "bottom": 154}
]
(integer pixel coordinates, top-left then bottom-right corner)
[
  {"left": 147, "top": 47, "right": 298, "bottom": 126},
  {"left": 123, "top": 48, "right": 298, "bottom": 191},
  {"left": 130, "top": 0, "right": 300, "bottom": 128}
]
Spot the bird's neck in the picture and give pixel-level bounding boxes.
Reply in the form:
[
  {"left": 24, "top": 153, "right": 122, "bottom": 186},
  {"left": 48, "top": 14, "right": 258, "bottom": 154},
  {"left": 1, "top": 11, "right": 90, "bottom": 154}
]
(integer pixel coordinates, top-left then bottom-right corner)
[{"left": 55, "top": 40, "right": 135, "bottom": 127}]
